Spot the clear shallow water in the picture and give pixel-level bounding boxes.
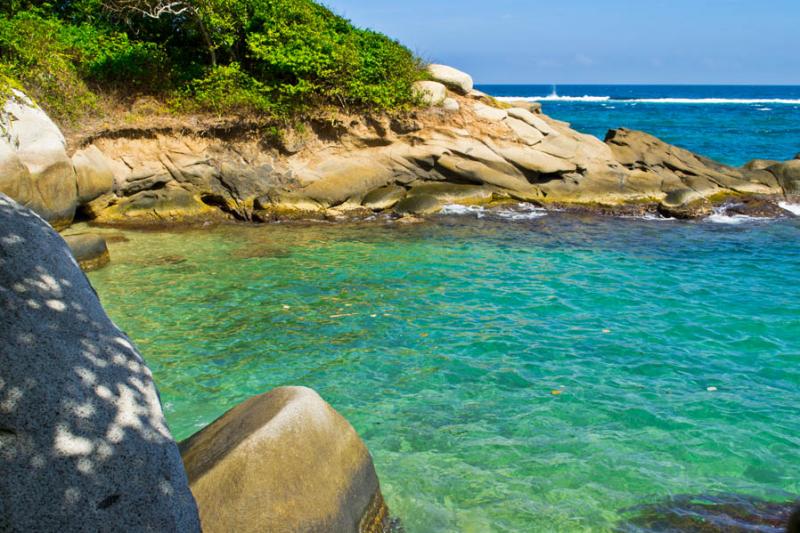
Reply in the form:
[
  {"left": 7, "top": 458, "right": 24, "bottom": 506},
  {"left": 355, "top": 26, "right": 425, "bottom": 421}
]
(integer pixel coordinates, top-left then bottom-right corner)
[
  {"left": 479, "top": 84, "right": 800, "bottom": 166},
  {"left": 87, "top": 213, "right": 800, "bottom": 532}
]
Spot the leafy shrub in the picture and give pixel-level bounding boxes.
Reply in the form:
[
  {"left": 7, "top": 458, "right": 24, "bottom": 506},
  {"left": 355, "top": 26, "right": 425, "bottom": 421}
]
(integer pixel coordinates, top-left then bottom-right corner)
[
  {"left": 63, "top": 25, "right": 171, "bottom": 92},
  {"left": 0, "top": 0, "right": 424, "bottom": 121},
  {"left": 182, "top": 62, "right": 275, "bottom": 114}
]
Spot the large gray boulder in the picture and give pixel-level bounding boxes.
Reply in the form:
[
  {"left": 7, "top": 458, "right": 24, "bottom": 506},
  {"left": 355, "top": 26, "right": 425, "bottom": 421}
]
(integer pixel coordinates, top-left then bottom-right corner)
[
  {"left": 427, "top": 64, "right": 474, "bottom": 95},
  {"left": 0, "top": 90, "right": 78, "bottom": 229},
  {"left": 0, "top": 194, "right": 200, "bottom": 531},
  {"left": 180, "top": 386, "right": 390, "bottom": 533}
]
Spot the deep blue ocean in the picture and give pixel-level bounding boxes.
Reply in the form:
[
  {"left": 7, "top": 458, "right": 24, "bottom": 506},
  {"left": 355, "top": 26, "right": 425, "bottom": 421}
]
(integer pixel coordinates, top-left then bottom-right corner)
[{"left": 478, "top": 85, "right": 800, "bottom": 166}]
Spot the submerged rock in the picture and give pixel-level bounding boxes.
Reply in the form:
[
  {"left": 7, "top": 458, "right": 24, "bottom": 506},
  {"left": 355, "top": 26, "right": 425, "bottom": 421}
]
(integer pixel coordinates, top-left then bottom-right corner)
[
  {"left": 180, "top": 386, "right": 390, "bottom": 533},
  {"left": 618, "top": 493, "right": 798, "bottom": 532},
  {"left": 658, "top": 188, "right": 712, "bottom": 219},
  {"left": 63, "top": 234, "right": 110, "bottom": 271},
  {"left": 0, "top": 193, "right": 200, "bottom": 531}
]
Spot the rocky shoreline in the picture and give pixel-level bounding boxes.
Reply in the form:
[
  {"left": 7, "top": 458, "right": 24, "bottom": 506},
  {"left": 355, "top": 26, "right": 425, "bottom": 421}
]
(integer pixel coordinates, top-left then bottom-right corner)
[{"left": 3, "top": 65, "right": 799, "bottom": 245}]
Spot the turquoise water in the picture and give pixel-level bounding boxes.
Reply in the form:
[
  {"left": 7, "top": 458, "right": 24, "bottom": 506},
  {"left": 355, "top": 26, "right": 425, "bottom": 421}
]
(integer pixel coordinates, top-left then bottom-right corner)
[
  {"left": 479, "top": 85, "right": 800, "bottom": 166},
  {"left": 87, "top": 213, "right": 800, "bottom": 531}
]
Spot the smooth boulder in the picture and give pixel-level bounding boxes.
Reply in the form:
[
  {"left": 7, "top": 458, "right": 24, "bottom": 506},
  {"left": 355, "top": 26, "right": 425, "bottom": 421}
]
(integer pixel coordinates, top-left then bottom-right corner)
[
  {"left": 0, "top": 193, "right": 200, "bottom": 531},
  {"left": 427, "top": 64, "right": 474, "bottom": 95},
  {"left": 1, "top": 90, "right": 78, "bottom": 229},
  {"left": 180, "top": 387, "right": 390, "bottom": 533},
  {"left": 413, "top": 81, "right": 447, "bottom": 106}
]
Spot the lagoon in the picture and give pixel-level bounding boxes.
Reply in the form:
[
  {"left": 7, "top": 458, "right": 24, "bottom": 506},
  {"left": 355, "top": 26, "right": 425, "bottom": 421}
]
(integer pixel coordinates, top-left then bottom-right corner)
[{"left": 88, "top": 211, "right": 800, "bottom": 532}]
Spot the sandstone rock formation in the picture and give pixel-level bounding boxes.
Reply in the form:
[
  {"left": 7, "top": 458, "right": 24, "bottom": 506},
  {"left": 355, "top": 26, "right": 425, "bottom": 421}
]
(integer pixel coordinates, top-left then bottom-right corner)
[
  {"left": 0, "top": 193, "right": 200, "bottom": 531},
  {"left": 180, "top": 386, "right": 390, "bottom": 533},
  {"left": 72, "top": 145, "right": 115, "bottom": 204}
]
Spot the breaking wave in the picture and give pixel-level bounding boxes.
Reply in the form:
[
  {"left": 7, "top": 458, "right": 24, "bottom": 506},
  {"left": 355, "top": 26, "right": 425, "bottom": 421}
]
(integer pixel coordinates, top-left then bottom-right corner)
[{"left": 497, "top": 96, "right": 800, "bottom": 105}]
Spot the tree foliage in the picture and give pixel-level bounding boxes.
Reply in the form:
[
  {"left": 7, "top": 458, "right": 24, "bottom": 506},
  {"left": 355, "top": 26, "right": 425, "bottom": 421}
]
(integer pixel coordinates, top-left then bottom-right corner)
[{"left": 0, "top": 0, "right": 424, "bottom": 121}]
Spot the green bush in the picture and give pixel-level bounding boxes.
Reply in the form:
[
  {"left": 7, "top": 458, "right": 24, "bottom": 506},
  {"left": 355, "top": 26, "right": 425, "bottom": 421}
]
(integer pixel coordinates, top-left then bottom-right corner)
[
  {"left": 0, "top": 10, "right": 97, "bottom": 120},
  {"left": 64, "top": 25, "right": 171, "bottom": 92},
  {"left": 0, "top": 0, "right": 424, "bottom": 121},
  {"left": 183, "top": 62, "right": 275, "bottom": 114}
]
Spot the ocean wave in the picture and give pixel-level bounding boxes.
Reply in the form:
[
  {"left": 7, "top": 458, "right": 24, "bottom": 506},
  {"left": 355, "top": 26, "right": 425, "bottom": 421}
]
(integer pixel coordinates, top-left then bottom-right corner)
[
  {"left": 497, "top": 96, "right": 800, "bottom": 105},
  {"left": 498, "top": 95, "right": 611, "bottom": 103},
  {"left": 705, "top": 213, "right": 772, "bottom": 225},
  {"left": 440, "top": 203, "right": 548, "bottom": 220},
  {"left": 778, "top": 202, "right": 800, "bottom": 216}
]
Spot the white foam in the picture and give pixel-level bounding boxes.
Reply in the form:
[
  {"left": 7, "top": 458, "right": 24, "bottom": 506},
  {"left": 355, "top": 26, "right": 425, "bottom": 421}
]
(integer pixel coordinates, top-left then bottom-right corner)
[
  {"left": 779, "top": 202, "right": 800, "bottom": 216},
  {"left": 498, "top": 95, "right": 611, "bottom": 103},
  {"left": 706, "top": 213, "right": 770, "bottom": 225},
  {"left": 496, "top": 96, "right": 800, "bottom": 105},
  {"left": 495, "top": 204, "right": 548, "bottom": 220},
  {"left": 440, "top": 204, "right": 485, "bottom": 216},
  {"left": 440, "top": 203, "right": 548, "bottom": 220},
  {"left": 619, "top": 213, "right": 676, "bottom": 222}
]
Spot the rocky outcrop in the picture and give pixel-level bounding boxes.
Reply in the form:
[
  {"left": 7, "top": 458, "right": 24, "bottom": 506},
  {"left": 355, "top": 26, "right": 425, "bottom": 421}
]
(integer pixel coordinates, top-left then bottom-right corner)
[
  {"left": 427, "top": 64, "right": 473, "bottom": 95},
  {"left": 0, "top": 193, "right": 200, "bottom": 531},
  {"left": 605, "top": 128, "right": 783, "bottom": 213},
  {"left": 6, "top": 65, "right": 793, "bottom": 227},
  {"left": 180, "top": 386, "right": 390, "bottom": 533}
]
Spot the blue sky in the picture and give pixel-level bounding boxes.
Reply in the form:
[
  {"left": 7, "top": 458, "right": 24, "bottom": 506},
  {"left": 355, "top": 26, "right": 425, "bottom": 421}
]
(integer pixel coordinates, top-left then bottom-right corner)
[{"left": 325, "top": 0, "right": 800, "bottom": 84}]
